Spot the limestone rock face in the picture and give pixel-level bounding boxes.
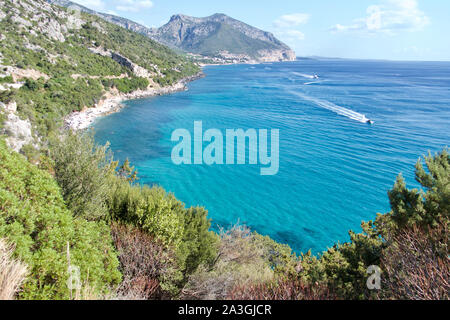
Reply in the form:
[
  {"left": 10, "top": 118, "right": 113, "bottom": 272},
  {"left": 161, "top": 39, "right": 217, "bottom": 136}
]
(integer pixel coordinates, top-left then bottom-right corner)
[
  {"left": 88, "top": 48, "right": 155, "bottom": 78},
  {"left": 0, "top": 103, "right": 34, "bottom": 152},
  {"left": 111, "top": 53, "right": 153, "bottom": 78}
]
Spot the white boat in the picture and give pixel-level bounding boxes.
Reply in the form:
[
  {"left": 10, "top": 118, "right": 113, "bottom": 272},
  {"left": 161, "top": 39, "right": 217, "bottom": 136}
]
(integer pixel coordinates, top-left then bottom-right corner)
[{"left": 361, "top": 115, "right": 374, "bottom": 125}]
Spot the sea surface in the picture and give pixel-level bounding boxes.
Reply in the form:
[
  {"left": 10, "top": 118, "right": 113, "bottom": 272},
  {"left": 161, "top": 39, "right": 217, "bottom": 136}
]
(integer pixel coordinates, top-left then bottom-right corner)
[{"left": 93, "top": 59, "right": 450, "bottom": 254}]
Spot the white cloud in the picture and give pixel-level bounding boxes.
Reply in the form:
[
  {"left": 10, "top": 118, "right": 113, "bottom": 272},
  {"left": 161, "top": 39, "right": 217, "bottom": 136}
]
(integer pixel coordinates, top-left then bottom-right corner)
[
  {"left": 330, "top": 0, "right": 429, "bottom": 35},
  {"left": 274, "top": 13, "right": 310, "bottom": 28},
  {"left": 116, "top": 0, "right": 154, "bottom": 13},
  {"left": 272, "top": 13, "right": 309, "bottom": 44}
]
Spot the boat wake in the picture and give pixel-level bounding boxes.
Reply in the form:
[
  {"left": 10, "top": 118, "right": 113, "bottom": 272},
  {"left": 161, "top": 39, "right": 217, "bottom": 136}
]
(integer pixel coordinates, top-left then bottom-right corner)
[
  {"left": 292, "top": 72, "right": 317, "bottom": 79},
  {"left": 304, "top": 81, "right": 322, "bottom": 85},
  {"left": 291, "top": 92, "right": 373, "bottom": 124}
]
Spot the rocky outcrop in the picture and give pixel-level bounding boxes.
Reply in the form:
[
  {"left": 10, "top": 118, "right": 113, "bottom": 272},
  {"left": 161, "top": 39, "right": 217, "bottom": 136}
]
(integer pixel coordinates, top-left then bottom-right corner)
[
  {"left": 0, "top": 0, "right": 87, "bottom": 43},
  {"left": 0, "top": 102, "right": 35, "bottom": 152},
  {"left": 257, "top": 49, "right": 297, "bottom": 62},
  {"left": 111, "top": 53, "right": 154, "bottom": 78},
  {"left": 47, "top": 0, "right": 157, "bottom": 37},
  {"left": 88, "top": 47, "right": 156, "bottom": 78}
]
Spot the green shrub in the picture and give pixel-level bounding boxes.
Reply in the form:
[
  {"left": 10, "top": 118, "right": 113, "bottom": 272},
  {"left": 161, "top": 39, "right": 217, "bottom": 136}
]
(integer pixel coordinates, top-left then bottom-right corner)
[
  {"left": 107, "top": 178, "right": 186, "bottom": 247},
  {"left": 0, "top": 75, "right": 13, "bottom": 84},
  {"left": 107, "top": 177, "right": 219, "bottom": 285},
  {"left": 111, "top": 77, "right": 149, "bottom": 94},
  {"left": 48, "top": 131, "right": 115, "bottom": 221},
  {"left": 178, "top": 207, "right": 219, "bottom": 276},
  {"left": 0, "top": 139, "right": 121, "bottom": 299}
]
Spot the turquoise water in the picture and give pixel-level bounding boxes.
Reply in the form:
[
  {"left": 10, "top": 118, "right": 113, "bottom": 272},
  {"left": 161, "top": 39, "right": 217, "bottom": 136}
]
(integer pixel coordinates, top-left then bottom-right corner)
[{"left": 94, "top": 59, "right": 450, "bottom": 254}]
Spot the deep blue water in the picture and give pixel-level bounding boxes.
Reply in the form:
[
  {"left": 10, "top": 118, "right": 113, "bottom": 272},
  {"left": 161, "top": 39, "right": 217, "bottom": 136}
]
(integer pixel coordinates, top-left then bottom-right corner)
[{"left": 94, "top": 59, "right": 450, "bottom": 254}]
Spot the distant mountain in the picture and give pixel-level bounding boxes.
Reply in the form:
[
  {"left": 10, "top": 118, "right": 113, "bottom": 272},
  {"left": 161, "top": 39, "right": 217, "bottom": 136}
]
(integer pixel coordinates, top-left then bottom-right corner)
[
  {"left": 46, "top": 1, "right": 296, "bottom": 64},
  {"left": 149, "top": 14, "right": 296, "bottom": 63}
]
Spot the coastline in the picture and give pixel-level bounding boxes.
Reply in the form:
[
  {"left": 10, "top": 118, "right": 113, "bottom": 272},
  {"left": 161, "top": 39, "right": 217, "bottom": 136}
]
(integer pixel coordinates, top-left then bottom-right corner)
[{"left": 64, "top": 72, "right": 205, "bottom": 131}]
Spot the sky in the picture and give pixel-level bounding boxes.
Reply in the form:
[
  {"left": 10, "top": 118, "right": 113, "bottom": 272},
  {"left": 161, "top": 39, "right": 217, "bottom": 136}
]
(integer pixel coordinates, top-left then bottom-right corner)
[{"left": 72, "top": 0, "right": 450, "bottom": 61}]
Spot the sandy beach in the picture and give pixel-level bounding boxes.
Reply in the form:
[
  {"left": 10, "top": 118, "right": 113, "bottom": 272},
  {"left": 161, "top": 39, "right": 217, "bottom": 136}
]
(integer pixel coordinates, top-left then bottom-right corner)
[{"left": 64, "top": 73, "right": 204, "bottom": 131}]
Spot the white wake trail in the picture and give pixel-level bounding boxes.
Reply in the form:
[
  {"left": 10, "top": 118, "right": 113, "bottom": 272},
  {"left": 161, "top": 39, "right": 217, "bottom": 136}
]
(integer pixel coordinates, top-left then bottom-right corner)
[
  {"left": 291, "top": 72, "right": 316, "bottom": 79},
  {"left": 291, "top": 91, "right": 371, "bottom": 123}
]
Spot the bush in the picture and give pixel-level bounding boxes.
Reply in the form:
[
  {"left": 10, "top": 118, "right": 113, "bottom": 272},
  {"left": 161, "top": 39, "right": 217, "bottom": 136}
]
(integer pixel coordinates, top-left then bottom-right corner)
[
  {"left": 111, "top": 77, "right": 149, "bottom": 94},
  {"left": 0, "top": 139, "right": 121, "bottom": 299},
  {"left": 0, "top": 76, "right": 13, "bottom": 84},
  {"left": 178, "top": 207, "right": 219, "bottom": 276},
  {"left": 107, "top": 178, "right": 186, "bottom": 247},
  {"left": 181, "top": 225, "right": 291, "bottom": 300},
  {"left": 107, "top": 177, "right": 219, "bottom": 293},
  {"left": 380, "top": 223, "right": 449, "bottom": 300},
  {"left": 49, "top": 131, "right": 115, "bottom": 221},
  {"left": 111, "top": 223, "right": 179, "bottom": 299},
  {"left": 49, "top": 132, "right": 218, "bottom": 296}
]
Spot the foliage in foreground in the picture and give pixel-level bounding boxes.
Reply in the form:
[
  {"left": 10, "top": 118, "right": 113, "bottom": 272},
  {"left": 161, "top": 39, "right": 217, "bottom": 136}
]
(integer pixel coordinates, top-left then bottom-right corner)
[
  {"left": 47, "top": 132, "right": 219, "bottom": 296},
  {"left": 48, "top": 132, "right": 115, "bottom": 221},
  {"left": 111, "top": 223, "right": 177, "bottom": 300},
  {"left": 0, "top": 139, "right": 121, "bottom": 299},
  {"left": 230, "top": 278, "right": 336, "bottom": 300},
  {"left": 182, "top": 225, "right": 297, "bottom": 300},
  {"left": 380, "top": 223, "right": 449, "bottom": 300}
]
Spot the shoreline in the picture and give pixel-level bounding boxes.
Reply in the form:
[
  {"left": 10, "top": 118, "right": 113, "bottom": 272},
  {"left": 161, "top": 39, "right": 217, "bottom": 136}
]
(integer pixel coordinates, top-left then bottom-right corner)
[{"left": 64, "top": 72, "right": 205, "bottom": 131}]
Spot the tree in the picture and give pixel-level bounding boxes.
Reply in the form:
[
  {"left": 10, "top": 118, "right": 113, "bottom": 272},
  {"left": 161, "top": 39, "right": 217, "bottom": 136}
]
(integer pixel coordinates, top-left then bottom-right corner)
[
  {"left": 117, "top": 158, "right": 138, "bottom": 183},
  {"left": 380, "top": 224, "right": 449, "bottom": 300}
]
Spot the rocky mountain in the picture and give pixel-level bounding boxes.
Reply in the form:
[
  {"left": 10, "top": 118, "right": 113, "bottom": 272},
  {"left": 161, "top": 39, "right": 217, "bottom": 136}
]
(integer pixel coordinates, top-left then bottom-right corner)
[
  {"left": 45, "top": 1, "right": 296, "bottom": 64},
  {"left": 150, "top": 14, "right": 296, "bottom": 63},
  {"left": 46, "top": 0, "right": 157, "bottom": 37}
]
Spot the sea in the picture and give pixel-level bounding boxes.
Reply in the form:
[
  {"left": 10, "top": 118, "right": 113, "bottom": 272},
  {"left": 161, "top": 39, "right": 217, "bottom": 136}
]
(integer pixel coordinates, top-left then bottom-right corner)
[{"left": 93, "top": 59, "right": 450, "bottom": 254}]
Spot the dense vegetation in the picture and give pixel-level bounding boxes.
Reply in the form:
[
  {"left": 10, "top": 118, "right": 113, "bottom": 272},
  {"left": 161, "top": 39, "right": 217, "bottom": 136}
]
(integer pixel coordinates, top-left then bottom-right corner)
[{"left": 0, "top": 139, "right": 121, "bottom": 299}]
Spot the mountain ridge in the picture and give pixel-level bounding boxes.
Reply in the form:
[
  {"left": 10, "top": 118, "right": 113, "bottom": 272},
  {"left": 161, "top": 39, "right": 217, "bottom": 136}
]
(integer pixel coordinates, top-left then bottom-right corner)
[{"left": 46, "top": 1, "right": 296, "bottom": 64}]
